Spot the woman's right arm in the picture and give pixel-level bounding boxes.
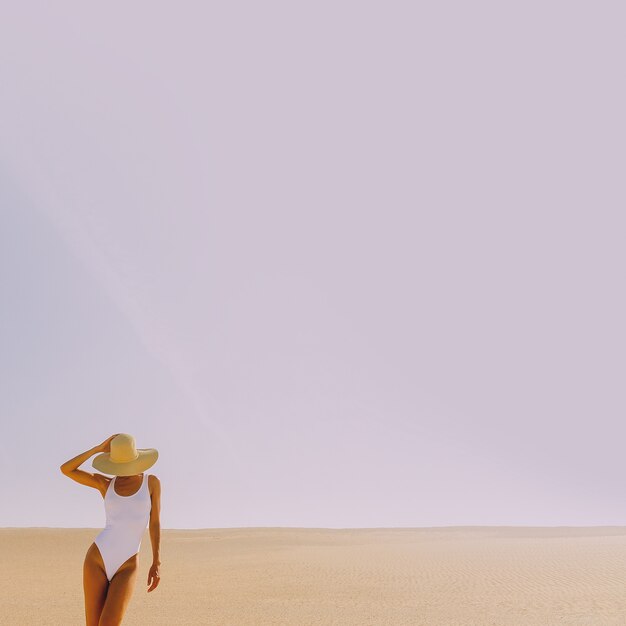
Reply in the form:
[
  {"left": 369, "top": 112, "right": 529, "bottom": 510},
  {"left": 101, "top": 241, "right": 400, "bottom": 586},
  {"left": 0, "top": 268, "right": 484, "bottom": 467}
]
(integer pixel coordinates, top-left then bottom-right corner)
[{"left": 60, "top": 434, "right": 118, "bottom": 492}]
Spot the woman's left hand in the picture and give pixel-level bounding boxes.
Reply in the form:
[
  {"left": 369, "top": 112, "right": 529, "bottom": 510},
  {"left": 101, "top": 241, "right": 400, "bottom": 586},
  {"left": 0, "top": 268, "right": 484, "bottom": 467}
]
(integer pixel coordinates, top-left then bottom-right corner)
[{"left": 147, "top": 562, "right": 161, "bottom": 592}]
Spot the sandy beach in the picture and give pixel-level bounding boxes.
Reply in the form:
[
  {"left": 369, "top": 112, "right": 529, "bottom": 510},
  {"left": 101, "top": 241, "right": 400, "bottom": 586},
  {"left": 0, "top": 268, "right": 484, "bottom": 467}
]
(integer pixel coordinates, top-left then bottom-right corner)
[{"left": 1, "top": 527, "right": 626, "bottom": 625}]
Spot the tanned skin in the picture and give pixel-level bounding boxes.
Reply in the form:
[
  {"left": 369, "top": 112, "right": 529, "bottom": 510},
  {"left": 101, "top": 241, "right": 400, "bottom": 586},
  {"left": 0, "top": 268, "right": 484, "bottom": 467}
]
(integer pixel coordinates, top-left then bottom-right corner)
[{"left": 60, "top": 435, "right": 161, "bottom": 626}]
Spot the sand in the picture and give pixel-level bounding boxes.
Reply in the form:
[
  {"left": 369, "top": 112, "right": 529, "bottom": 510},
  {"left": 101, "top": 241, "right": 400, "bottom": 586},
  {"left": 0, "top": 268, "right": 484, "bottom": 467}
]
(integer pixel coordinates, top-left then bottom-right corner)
[{"left": 1, "top": 527, "right": 626, "bottom": 625}]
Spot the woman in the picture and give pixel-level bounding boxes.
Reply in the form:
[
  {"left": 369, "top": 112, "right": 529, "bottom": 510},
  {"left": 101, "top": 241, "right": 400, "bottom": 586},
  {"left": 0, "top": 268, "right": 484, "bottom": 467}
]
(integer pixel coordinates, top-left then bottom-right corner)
[{"left": 61, "top": 433, "right": 162, "bottom": 626}]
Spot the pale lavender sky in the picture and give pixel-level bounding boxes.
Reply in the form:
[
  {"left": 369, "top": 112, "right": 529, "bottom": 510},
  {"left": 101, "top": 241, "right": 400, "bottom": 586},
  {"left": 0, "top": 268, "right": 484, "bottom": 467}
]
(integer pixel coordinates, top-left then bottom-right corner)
[{"left": 1, "top": 3, "right": 625, "bottom": 528}]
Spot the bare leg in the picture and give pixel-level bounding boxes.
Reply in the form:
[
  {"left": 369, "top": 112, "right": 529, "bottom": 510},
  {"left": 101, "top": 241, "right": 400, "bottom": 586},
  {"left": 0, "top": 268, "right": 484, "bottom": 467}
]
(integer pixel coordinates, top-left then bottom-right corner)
[
  {"left": 83, "top": 543, "right": 108, "bottom": 626},
  {"left": 98, "top": 554, "right": 139, "bottom": 626}
]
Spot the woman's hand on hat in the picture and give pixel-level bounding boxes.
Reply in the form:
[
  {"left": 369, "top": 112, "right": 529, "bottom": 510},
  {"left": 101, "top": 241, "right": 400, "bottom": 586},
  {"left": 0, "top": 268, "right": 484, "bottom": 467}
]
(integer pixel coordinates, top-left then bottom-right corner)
[{"left": 96, "top": 434, "right": 120, "bottom": 454}]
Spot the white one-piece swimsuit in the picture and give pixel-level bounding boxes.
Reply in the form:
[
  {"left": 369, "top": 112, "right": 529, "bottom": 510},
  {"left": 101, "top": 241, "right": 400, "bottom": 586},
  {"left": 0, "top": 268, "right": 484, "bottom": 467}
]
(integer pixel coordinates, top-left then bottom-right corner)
[{"left": 94, "top": 472, "right": 152, "bottom": 582}]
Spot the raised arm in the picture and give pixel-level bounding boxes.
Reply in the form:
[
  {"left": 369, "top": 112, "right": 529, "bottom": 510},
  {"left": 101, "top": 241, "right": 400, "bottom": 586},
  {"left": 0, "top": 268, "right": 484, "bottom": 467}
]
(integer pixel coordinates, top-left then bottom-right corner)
[{"left": 60, "top": 434, "right": 119, "bottom": 495}]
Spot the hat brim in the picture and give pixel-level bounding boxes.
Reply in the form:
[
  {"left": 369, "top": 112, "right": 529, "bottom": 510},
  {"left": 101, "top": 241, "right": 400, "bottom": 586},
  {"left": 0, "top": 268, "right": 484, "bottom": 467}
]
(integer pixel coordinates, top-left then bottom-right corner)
[{"left": 92, "top": 448, "right": 158, "bottom": 476}]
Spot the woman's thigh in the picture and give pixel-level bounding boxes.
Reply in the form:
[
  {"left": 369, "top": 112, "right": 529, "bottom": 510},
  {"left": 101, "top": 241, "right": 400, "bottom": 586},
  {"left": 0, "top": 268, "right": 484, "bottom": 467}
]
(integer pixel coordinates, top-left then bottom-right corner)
[
  {"left": 98, "top": 554, "right": 139, "bottom": 626},
  {"left": 83, "top": 543, "right": 108, "bottom": 626}
]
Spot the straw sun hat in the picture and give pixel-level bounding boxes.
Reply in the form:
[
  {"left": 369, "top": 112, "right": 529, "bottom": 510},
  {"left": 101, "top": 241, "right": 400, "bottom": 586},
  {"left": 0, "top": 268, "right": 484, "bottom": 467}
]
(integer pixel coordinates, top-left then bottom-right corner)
[{"left": 92, "top": 433, "right": 158, "bottom": 476}]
